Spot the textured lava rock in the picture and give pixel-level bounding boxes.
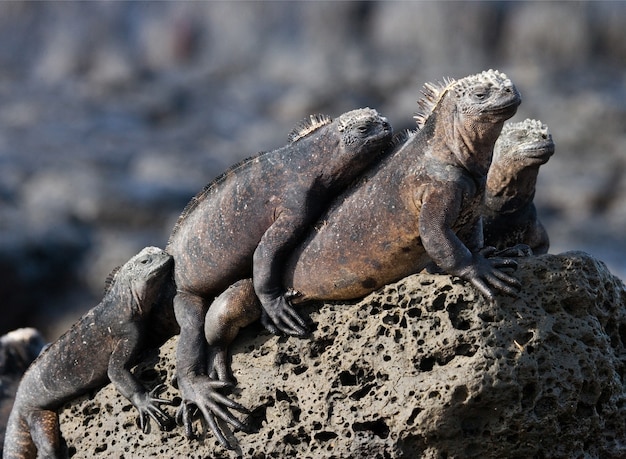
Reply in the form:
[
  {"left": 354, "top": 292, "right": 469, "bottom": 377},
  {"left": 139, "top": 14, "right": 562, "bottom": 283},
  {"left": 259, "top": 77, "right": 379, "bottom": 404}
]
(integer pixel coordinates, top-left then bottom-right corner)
[{"left": 59, "top": 252, "right": 626, "bottom": 458}]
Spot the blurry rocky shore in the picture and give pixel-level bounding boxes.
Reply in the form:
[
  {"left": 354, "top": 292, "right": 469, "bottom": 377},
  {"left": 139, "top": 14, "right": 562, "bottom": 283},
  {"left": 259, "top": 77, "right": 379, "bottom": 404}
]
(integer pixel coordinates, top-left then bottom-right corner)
[{"left": 0, "top": 1, "right": 624, "bottom": 339}]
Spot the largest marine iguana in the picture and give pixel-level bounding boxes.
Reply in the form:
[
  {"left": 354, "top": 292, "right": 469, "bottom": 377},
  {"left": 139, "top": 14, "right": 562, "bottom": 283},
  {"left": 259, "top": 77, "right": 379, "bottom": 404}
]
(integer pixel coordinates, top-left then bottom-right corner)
[
  {"left": 165, "top": 108, "right": 392, "bottom": 444},
  {"left": 182, "top": 70, "right": 523, "bottom": 443},
  {"left": 3, "top": 247, "right": 181, "bottom": 459}
]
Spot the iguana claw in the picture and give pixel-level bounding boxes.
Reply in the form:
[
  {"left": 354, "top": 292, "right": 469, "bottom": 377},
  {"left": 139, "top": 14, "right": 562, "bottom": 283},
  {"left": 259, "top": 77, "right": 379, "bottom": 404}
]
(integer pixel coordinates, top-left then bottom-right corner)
[
  {"left": 132, "top": 384, "right": 175, "bottom": 433},
  {"left": 175, "top": 376, "right": 250, "bottom": 449},
  {"left": 261, "top": 296, "right": 308, "bottom": 336}
]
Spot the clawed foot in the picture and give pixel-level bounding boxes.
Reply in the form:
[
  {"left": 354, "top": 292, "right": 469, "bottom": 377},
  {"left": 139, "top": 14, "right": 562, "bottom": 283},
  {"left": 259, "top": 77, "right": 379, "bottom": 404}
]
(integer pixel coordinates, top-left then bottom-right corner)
[
  {"left": 132, "top": 384, "right": 175, "bottom": 433},
  {"left": 176, "top": 376, "right": 251, "bottom": 449},
  {"left": 461, "top": 251, "right": 521, "bottom": 303},
  {"left": 261, "top": 295, "right": 307, "bottom": 336}
]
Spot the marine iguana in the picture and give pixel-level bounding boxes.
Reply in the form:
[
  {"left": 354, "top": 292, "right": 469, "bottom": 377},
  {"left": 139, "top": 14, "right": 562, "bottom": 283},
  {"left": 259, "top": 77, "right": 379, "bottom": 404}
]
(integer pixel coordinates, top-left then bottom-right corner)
[
  {"left": 0, "top": 329, "right": 46, "bottom": 454},
  {"left": 3, "top": 247, "right": 183, "bottom": 459},
  {"left": 202, "top": 70, "right": 524, "bottom": 390},
  {"left": 165, "top": 108, "right": 392, "bottom": 444},
  {"left": 482, "top": 119, "right": 554, "bottom": 254}
]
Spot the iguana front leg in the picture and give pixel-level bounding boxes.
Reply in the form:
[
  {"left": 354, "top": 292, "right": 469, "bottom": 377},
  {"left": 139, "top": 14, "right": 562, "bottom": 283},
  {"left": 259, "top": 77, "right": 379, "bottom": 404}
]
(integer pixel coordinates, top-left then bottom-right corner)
[
  {"left": 173, "top": 291, "right": 249, "bottom": 449},
  {"left": 419, "top": 186, "right": 521, "bottom": 301},
  {"left": 253, "top": 211, "right": 309, "bottom": 336},
  {"left": 108, "top": 331, "right": 173, "bottom": 433}
]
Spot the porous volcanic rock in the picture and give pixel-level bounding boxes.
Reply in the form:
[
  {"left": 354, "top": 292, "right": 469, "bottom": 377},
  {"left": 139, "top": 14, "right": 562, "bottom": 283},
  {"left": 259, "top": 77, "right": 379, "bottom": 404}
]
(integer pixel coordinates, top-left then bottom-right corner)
[{"left": 59, "top": 252, "right": 626, "bottom": 458}]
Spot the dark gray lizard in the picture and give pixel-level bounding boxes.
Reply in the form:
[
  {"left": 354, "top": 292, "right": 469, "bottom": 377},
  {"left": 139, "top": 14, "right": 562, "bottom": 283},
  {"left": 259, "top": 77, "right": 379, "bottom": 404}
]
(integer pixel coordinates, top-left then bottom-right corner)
[
  {"left": 165, "top": 108, "right": 392, "bottom": 444},
  {"left": 201, "top": 70, "right": 524, "bottom": 394},
  {"left": 0, "top": 329, "right": 46, "bottom": 455},
  {"left": 482, "top": 118, "right": 554, "bottom": 254},
  {"left": 3, "top": 247, "right": 183, "bottom": 459}
]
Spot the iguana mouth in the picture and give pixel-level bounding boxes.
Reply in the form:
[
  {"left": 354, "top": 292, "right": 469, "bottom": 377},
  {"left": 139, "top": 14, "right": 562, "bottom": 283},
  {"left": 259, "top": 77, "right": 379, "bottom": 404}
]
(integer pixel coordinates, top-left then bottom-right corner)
[
  {"left": 521, "top": 142, "right": 555, "bottom": 162},
  {"left": 484, "top": 100, "right": 520, "bottom": 117}
]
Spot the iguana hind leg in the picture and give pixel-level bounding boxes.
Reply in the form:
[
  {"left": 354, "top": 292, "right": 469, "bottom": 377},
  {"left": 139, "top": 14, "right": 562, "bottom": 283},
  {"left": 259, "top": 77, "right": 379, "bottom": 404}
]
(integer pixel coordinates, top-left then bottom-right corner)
[
  {"left": 28, "top": 409, "right": 65, "bottom": 459},
  {"left": 205, "top": 279, "right": 261, "bottom": 384}
]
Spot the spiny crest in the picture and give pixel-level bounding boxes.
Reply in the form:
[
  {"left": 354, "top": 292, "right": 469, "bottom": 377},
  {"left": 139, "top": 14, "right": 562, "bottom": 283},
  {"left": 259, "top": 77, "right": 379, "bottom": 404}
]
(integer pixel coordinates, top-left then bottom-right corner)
[
  {"left": 453, "top": 69, "right": 512, "bottom": 97},
  {"left": 501, "top": 118, "right": 549, "bottom": 137},
  {"left": 337, "top": 107, "right": 383, "bottom": 132},
  {"left": 390, "top": 129, "right": 414, "bottom": 150},
  {"left": 413, "top": 77, "right": 455, "bottom": 129},
  {"left": 103, "top": 266, "right": 121, "bottom": 295},
  {"left": 288, "top": 114, "right": 332, "bottom": 143}
]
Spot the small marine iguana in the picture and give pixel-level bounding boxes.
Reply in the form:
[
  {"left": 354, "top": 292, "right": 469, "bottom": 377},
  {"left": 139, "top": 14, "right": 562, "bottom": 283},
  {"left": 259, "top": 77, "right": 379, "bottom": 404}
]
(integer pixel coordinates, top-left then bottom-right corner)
[
  {"left": 482, "top": 119, "right": 554, "bottom": 254},
  {"left": 165, "top": 108, "right": 392, "bottom": 445},
  {"left": 3, "top": 247, "right": 182, "bottom": 459},
  {"left": 202, "top": 70, "right": 524, "bottom": 391},
  {"left": 0, "top": 329, "right": 46, "bottom": 454}
]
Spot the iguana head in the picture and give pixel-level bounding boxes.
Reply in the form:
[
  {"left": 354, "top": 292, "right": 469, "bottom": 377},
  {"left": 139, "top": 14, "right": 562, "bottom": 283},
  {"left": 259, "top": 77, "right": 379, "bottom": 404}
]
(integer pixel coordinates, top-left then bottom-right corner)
[
  {"left": 292, "top": 107, "right": 392, "bottom": 187},
  {"left": 336, "top": 107, "right": 392, "bottom": 149},
  {"left": 416, "top": 69, "right": 521, "bottom": 177},
  {"left": 105, "top": 246, "right": 174, "bottom": 316},
  {"left": 289, "top": 108, "right": 392, "bottom": 149},
  {"left": 493, "top": 119, "right": 554, "bottom": 167},
  {"left": 485, "top": 119, "right": 554, "bottom": 212}
]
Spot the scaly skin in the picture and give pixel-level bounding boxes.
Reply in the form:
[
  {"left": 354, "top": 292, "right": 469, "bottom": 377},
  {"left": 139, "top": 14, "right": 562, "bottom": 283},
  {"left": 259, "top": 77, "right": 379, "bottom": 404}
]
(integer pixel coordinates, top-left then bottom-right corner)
[
  {"left": 202, "top": 70, "right": 524, "bottom": 405},
  {"left": 165, "top": 108, "right": 392, "bottom": 447},
  {"left": 3, "top": 247, "right": 178, "bottom": 459},
  {"left": 482, "top": 119, "right": 554, "bottom": 254}
]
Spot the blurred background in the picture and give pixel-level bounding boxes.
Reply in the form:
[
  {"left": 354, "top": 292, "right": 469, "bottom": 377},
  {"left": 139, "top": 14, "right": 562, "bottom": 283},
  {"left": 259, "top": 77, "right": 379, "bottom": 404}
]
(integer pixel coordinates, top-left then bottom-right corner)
[{"left": 0, "top": 1, "right": 624, "bottom": 339}]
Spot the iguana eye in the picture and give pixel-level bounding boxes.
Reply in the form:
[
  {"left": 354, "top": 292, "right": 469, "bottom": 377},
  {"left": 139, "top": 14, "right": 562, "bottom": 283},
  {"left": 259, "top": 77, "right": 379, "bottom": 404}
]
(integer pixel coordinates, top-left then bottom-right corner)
[
  {"left": 357, "top": 124, "right": 371, "bottom": 134},
  {"left": 472, "top": 86, "right": 489, "bottom": 102}
]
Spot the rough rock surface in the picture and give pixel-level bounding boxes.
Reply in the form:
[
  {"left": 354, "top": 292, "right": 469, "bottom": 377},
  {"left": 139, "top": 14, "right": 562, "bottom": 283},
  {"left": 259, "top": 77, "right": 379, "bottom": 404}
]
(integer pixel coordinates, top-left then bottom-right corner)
[{"left": 58, "top": 252, "right": 626, "bottom": 458}]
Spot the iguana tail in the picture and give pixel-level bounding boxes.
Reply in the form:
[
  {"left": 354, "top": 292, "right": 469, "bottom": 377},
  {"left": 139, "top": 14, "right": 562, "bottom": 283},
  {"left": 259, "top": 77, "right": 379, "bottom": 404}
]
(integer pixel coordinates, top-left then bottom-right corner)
[
  {"left": 3, "top": 406, "right": 36, "bottom": 459},
  {"left": 3, "top": 404, "right": 63, "bottom": 459}
]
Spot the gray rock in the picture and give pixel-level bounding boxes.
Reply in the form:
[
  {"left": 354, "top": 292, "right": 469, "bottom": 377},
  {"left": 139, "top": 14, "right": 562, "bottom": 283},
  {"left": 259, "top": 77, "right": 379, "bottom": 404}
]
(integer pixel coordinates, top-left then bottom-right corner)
[{"left": 58, "top": 252, "right": 626, "bottom": 458}]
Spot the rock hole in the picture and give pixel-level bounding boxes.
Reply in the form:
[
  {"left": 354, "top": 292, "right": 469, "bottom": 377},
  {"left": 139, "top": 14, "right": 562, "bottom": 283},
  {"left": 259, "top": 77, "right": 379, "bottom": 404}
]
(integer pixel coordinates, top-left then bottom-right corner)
[
  {"left": 309, "top": 336, "right": 335, "bottom": 358},
  {"left": 382, "top": 313, "right": 400, "bottom": 325},
  {"left": 407, "top": 407, "right": 422, "bottom": 425},
  {"left": 430, "top": 293, "right": 447, "bottom": 311},
  {"left": 290, "top": 404, "right": 302, "bottom": 422},
  {"left": 576, "top": 401, "right": 594, "bottom": 417},
  {"left": 447, "top": 300, "right": 471, "bottom": 330},
  {"left": 454, "top": 343, "right": 476, "bottom": 357},
  {"left": 478, "top": 311, "right": 496, "bottom": 322},
  {"left": 394, "top": 329, "right": 403, "bottom": 343},
  {"left": 418, "top": 356, "right": 435, "bottom": 371},
  {"left": 350, "top": 383, "right": 375, "bottom": 400},
  {"left": 284, "top": 433, "right": 301, "bottom": 445},
  {"left": 352, "top": 418, "right": 390, "bottom": 439},
  {"left": 339, "top": 370, "right": 357, "bottom": 386},
  {"left": 276, "top": 352, "right": 301, "bottom": 366},
  {"left": 314, "top": 431, "right": 338, "bottom": 442},
  {"left": 293, "top": 364, "right": 308, "bottom": 375},
  {"left": 407, "top": 307, "right": 422, "bottom": 318},
  {"left": 534, "top": 395, "right": 557, "bottom": 417}
]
